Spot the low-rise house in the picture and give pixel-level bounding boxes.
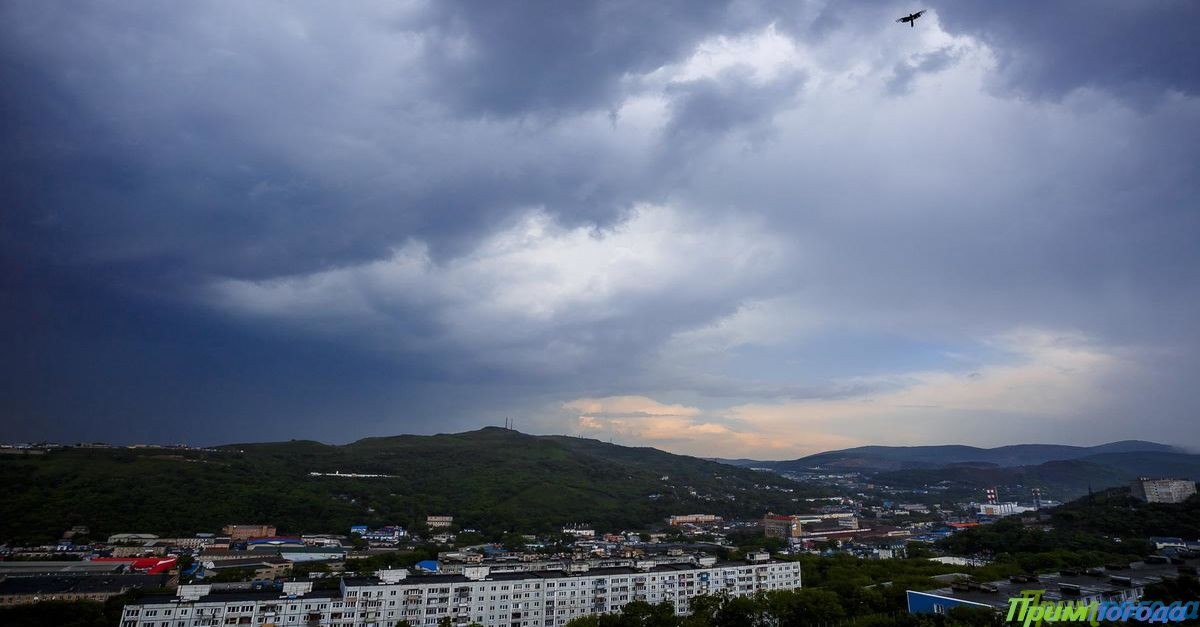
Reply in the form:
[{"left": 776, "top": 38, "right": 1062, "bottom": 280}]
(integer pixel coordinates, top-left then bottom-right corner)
[
  {"left": 361, "top": 526, "right": 406, "bottom": 543},
  {"left": 1149, "top": 536, "right": 1187, "bottom": 550},
  {"left": 201, "top": 556, "right": 291, "bottom": 581}
]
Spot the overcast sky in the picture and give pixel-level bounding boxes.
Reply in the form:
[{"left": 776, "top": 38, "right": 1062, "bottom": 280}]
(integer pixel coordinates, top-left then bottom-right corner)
[{"left": 2, "top": 1, "right": 1198, "bottom": 458}]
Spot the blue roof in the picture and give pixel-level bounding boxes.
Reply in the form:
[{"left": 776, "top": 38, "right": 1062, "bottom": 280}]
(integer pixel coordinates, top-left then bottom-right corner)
[{"left": 415, "top": 560, "right": 439, "bottom": 572}]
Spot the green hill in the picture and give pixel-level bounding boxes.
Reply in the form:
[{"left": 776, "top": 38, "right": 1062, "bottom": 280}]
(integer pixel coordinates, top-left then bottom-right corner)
[{"left": 0, "top": 428, "right": 817, "bottom": 543}]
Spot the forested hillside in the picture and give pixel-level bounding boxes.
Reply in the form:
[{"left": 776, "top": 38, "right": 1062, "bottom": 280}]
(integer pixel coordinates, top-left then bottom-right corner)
[{"left": 0, "top": 428, "right": 817, "bottom": 543}]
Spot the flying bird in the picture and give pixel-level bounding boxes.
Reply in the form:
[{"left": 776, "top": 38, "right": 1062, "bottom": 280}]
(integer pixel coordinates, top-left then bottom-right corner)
[{"left": 897, "top": 10, "right": 926, "bottom": 27}]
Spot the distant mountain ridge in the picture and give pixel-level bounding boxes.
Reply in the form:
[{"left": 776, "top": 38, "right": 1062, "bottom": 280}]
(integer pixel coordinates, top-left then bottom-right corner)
[
  {"left": 717, "top": 440, "right": 1183, "bottom": 473},
  {"left": 712, "top": 440, "right": 1199, "bottom": 502}
]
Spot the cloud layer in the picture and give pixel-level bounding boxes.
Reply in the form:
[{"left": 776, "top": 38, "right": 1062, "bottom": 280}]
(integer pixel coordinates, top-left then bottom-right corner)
[{"left": 2, "top": 1, "right": 1198, "bottom": 455}]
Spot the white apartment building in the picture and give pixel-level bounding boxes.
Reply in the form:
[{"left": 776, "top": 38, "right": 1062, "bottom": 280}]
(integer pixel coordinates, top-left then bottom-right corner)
[
  {"left": 1131, "top": 477, "right": 1197, "bottom": 504},
  {"left": 120, "top": 555, "right": 801, "bottom": 627},
  {"left": 976, "top": 502, "right": 1034, "bottom": 517}
]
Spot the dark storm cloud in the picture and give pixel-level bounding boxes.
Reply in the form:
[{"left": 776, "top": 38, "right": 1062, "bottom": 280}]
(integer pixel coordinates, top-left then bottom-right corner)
[
  {"left": 927, "top": 0, "right": 1200, "bottom": 104},
  {"left": 0, "top": 2, "right": 668, "bottom": 283},
  {"left": 420, "top": 1, "right": 735, "bottom": 115},
  {"left": 2, "top": 1, "right": 1199, "bottom": 452},
  {"left": 663, "top": 68, "right": 807, "bottom": 146}
]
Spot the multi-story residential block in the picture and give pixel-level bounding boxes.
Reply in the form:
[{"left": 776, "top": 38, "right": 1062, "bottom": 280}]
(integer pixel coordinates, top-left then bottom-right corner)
[
  {"left": 120, "top": 555, "right": 801, "bottom": 627},
  {"left": 561, "top": 526, "right": 595, "bottom": 539},
  {"left": 1130, "top": 477, "right": 1197, "bottom": 504},
  {"left": 222, "top": 525, "right": 278, "bottom": 541},
  {"left": 426, "top": 516, "right": 454, "bottom": 529},
  {"left": 156, "top": 537, "right": 214, "bottom": 550},
  {"left": 762, "top": 514, "right": 802, "bottom": 539},
  {"left": 976, "top": 502, "right": 1033, "bottom": 517},
  {"left": 667, "top": 514, "right": 721, "bottom": 526}
]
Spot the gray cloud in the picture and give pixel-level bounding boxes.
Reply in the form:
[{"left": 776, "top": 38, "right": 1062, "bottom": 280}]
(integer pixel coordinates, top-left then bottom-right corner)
[
  {"left": 664, "top": 67, "right": 807, "bottom": 147},
  {"left": 926, "top": 0, "right": 1200, "bottom": 105},
  {"left": 2, "top": 1, "right": 1199, "bottom": 453},
  {"left": 886, "top": 46, "right": 960, "bottom": 95}
]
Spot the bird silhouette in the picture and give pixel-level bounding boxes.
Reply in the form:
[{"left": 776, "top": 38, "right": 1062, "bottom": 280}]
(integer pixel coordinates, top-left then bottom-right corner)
[{"left": 897, "top": 10, "right": 926, "bottom": 27}]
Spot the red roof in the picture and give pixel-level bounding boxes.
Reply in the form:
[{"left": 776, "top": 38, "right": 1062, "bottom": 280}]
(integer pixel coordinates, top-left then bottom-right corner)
[{"left": 90, "top": 556, "right": 178, "bottom": 574}]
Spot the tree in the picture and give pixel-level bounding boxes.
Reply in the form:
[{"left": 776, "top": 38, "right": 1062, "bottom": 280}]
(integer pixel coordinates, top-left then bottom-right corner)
[
  {"left": 205, "top": 567, "right": 258, "bottom": 583},
  {"left": 764, "top": 588, "right": 845, "bottom": 626},
  {"left": 945, "top": 606, "right": 1006, "bottom": 626},
  {"left": 680, "top": 594, "right": 720, "bottom": 627},
  {"left": 714, "top": 595, "right": 769, "bottom": 627},
  {"left": 621, "top": 600, "right": 678, "bottom": 627},
  {"left": 292, "top": 561, "right": 332, "bottom": 577}
]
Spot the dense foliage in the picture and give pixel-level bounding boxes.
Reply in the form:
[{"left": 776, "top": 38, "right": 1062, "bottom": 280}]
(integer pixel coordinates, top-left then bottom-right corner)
[
  {"left": 1141, "top": 575, "right": 1200, "bottom": 626},
  {"left": 939, "top": 516, "right": 1148, "bottom": 559},
  {"left": 1049, "top": 489, "right": 1200, "bottom": 539},
  {"left": 560, "top": 594, "right": 1003, "bottom": 627},
  {"left": 930, "top": 514, "right": 1152, "bottom": 583},
  {"left": 0, "top": 428, "right": 819, "bottom": 543}
]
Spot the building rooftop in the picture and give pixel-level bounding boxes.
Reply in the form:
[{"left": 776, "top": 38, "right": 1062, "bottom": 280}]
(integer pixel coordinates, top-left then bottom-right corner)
[
  {"left": 913, "top": 558, "right": 1200, "bottom": 609},
  {"left": 137, "top": 588, "right": 341, "bottom": 606},
  {"left": 0, "top": 574, "right": 169, "bottom": 596},
  {"left": 204, "top": 556, "right": 290, "bottom": 568},
  {"left": 0, "top": 561, "right": 128, "bottom": 576},
  {"left": 342, "top": 559, "right": 792, "bottom": 587}
]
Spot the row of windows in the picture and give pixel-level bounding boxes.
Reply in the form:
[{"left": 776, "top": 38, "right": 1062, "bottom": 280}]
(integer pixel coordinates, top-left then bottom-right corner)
[{"left": 127, "top": 567, "right": 800, "bottom": 625}]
